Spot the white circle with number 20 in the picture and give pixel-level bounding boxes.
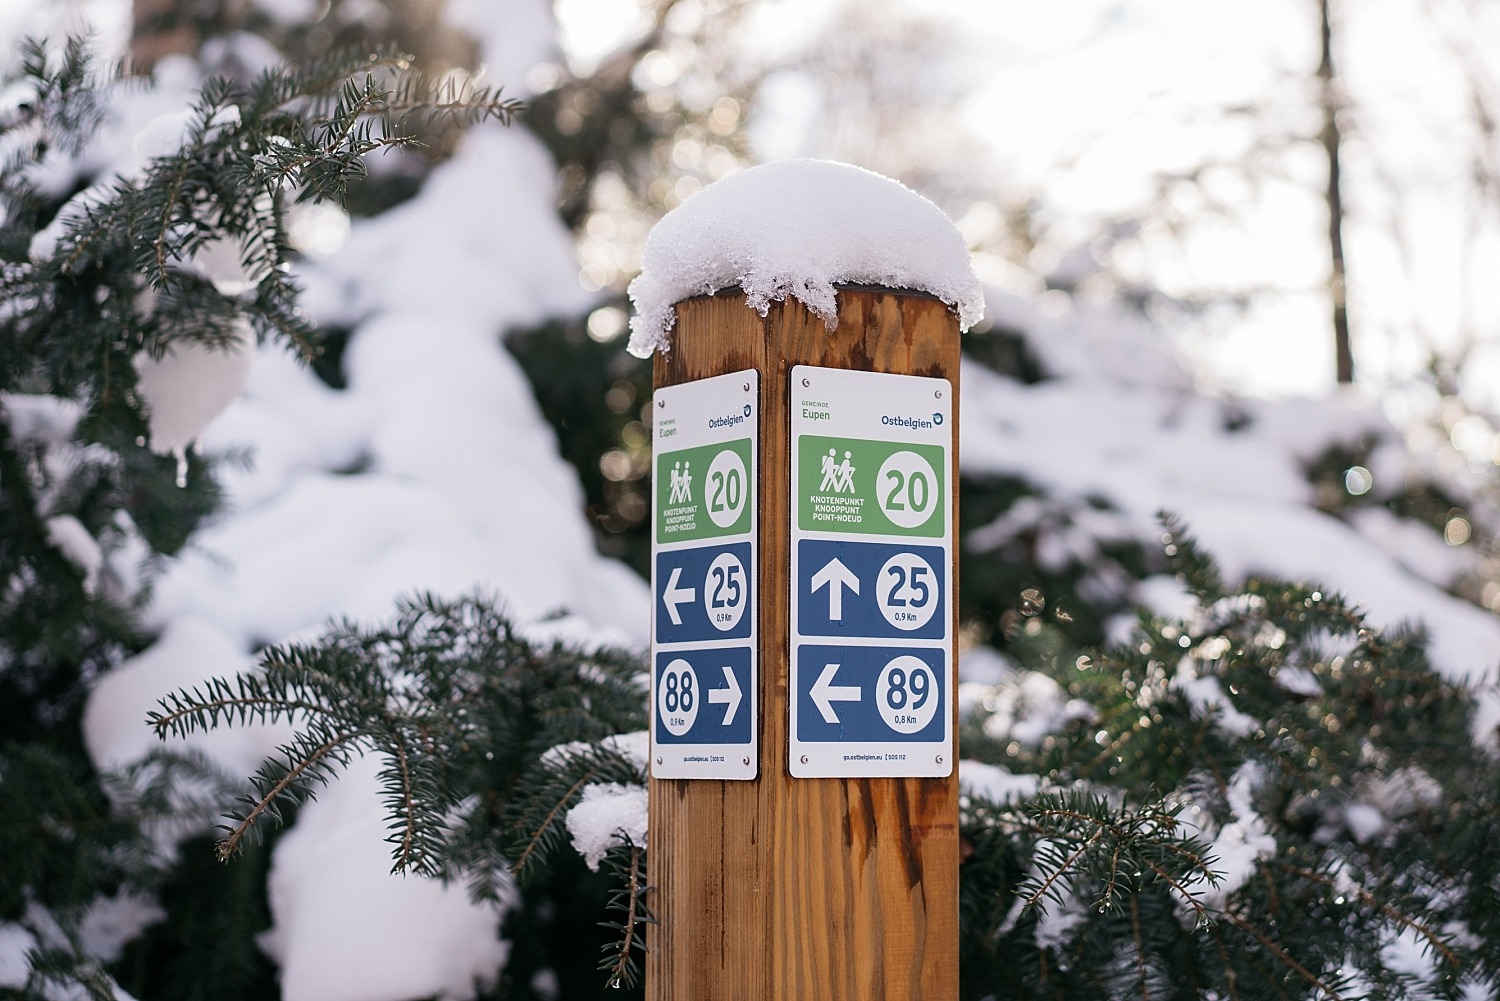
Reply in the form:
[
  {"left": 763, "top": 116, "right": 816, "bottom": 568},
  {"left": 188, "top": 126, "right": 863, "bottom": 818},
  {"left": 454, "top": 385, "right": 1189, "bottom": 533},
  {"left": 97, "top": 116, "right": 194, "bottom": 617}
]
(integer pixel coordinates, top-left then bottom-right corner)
[
  {"left": 658, "top": 659, "right": 700, "bottom": 736},
  {"left": 876, "top": 552, "right": 938, "bottom": 630},
  {"left": 876, "top": 655, "right": 939, "bottom": 734},
  {"left": 704, "top": 551, "right": 747, "bottom": 631},
  {"left": 705, "top": 448, "right": 748, "bottom": 528},
  {"left": 876, "top": 450, "right": 938, "bottom": 529}
]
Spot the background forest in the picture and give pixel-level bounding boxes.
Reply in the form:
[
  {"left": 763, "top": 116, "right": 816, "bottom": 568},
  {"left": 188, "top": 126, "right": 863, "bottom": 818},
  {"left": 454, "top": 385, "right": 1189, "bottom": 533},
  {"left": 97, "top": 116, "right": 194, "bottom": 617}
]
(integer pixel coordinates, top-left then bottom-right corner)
[{"left": 3, "top": 0, "right": 1500, "bottom": 999}]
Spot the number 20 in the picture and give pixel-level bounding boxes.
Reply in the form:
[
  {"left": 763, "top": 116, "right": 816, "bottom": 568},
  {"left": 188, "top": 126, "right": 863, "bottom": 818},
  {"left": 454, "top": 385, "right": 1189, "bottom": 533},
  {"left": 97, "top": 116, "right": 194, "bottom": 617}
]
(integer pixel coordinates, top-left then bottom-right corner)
[
  {"left": 710, "top": 468, "right": 742, "bottom": 512},
  {"left": 884, "top": 468, "right": 930, "bottom": 512}
]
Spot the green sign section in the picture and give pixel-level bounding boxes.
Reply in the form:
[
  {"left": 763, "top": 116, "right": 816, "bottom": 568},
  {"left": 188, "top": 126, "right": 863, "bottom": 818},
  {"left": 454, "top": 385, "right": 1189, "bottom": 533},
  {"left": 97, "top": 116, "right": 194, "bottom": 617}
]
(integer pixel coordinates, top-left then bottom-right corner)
[
  {"left": 656, "top": 438, "right": 753, "bottom": 542},
  {"left": 797, "top": 435, "right": 945, "bottom": 537}
]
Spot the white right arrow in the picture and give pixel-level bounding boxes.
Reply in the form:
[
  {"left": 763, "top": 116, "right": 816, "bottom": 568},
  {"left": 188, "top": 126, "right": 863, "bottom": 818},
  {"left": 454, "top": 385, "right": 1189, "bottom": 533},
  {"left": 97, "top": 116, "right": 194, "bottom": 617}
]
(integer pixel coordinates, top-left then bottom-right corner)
[
  {"left": 708, "top": 664, "right": 743, "bottom": 726},
  {"left": 810, "top": 662, "right": 861, "bottom": 723},
  {"left": 662, "top": 566, "right": 695, "bottom": 626},
  {"left": 810, "top": 557, "right": 860, "bottom": 621}
]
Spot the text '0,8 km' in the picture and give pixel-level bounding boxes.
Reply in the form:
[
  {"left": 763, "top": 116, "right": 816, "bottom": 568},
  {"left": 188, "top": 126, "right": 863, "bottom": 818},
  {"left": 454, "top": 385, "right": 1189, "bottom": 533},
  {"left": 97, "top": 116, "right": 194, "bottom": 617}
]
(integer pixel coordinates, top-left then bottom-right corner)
[
  {"left": 651, "top": 370, "right": 759, "bottom": 780},
  {"left": 790, "top": 366, "right": 954, "bottom": 778}
]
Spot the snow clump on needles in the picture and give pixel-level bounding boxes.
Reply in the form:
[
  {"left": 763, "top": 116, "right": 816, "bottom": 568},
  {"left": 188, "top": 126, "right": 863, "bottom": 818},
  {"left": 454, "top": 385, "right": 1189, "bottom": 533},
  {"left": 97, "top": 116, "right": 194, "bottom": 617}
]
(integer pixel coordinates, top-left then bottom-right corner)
[{"left": 626, "top": 159, "right": 984, "bottom": 357}]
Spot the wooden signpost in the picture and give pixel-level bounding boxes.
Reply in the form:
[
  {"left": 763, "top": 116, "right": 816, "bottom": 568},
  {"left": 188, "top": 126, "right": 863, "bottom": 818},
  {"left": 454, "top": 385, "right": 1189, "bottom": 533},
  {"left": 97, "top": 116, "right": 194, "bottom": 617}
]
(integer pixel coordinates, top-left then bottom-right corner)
[{"left": 648, "top": 286, "right": 960, "bottom": 1001}]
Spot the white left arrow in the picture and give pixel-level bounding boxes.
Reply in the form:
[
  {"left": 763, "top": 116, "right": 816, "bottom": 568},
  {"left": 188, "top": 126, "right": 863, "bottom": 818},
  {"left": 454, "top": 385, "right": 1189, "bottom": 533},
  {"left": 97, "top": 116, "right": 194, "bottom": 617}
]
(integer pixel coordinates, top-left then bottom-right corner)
[
  {"left": 708, "top": 664, "right": 743, "bottom": 726},
  {"left": 810, "top": 662, "right": 861, "bottom": 723},
  {"left": 662, "top": 566, "right": 695, "bottom": 626}
]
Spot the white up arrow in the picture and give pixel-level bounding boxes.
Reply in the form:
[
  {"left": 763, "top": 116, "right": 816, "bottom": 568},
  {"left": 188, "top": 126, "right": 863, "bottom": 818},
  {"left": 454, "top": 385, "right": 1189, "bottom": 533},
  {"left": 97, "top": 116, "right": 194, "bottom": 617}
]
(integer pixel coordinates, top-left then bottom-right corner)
[
  {"left": 810, "top": 662, "right": 861, "bottom": 723},
  {"left": 810, "top": 557, "right": 860, "bottom": 621},
  {"left": 662, "top": 566, "right": 695, "bottom": 626},
  {"left": 707, "top": 664, "right": 743, "bottom": 726}
]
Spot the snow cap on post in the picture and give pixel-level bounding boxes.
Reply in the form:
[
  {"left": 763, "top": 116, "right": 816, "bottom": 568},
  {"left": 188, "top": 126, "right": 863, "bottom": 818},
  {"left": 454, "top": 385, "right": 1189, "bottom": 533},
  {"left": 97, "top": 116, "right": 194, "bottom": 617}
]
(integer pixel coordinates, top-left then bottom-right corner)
[{"left": 626, "top": 159, "right": 984, "bottom": 358}]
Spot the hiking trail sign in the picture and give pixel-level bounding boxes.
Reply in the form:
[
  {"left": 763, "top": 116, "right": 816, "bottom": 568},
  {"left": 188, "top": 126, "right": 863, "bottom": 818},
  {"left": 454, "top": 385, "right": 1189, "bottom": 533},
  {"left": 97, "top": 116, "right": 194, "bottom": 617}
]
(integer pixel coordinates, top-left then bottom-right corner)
[
  {"left": 646, "top": 289, "right": 962, "bottom": 1001},
  {"left": 651, "top": 369, "right": 759, "bottom": 780},
  {"left": 789, "top": 365, "right": 953, "bottom": 778}
]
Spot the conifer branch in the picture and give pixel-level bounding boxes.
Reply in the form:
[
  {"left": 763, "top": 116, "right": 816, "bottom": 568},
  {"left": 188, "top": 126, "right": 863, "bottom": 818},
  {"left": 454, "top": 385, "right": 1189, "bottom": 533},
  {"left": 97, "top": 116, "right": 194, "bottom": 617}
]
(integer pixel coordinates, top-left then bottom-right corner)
[
  {"left": 507, "top": 766, "right": 604, "bottom": 877},
  {"left": 1273, "top": 861, "right": 1459, "bottom": 968},
  {"left": 598, "top": 841, "right": 653, "bottom": 990},
  {"left": 385, "top": 727, "right": 419, "bottom": 871},
  {"left": 216, "top": 730, "right": 356, "bottom": 861},
  {"left": 148, "top": 692, "right": 332, "bottom": 735},
  {"left": 1024, "top": 827, "right": 1105, "bottom": 910},
  {"left": 1218, "top": 908, "right": 1345, "bottom": 1000},
  {"left": 149, "top": 139, "right": 197, "bottom": 285},
  {"left": 151, "top": 593, "right": 647, "bottom": 883},
  {"left": 377, "top": 72, "right": 524, "bottom": 127},
  {"left": 1015, "top": 798, "right": 1218, "bottom": 915}
]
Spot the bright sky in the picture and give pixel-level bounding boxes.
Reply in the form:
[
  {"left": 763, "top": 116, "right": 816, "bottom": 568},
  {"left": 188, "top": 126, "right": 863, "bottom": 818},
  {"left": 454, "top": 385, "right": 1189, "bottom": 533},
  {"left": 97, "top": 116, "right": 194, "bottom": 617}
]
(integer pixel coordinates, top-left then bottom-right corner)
[
  {"left": 897, "top": 0, "right": 1500, "bottom": 404},
  {"left": 924, "top": 0, "right": 1336, "bottom": 396},
  {"left": 556, "top": 0, "right": 1500, "bottom": 407}
]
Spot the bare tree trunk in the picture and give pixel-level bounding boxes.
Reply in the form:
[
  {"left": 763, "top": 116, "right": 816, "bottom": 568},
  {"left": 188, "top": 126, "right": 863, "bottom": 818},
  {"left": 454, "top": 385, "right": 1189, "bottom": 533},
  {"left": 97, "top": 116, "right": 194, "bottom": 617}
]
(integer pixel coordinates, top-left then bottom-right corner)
[{"left": 1320, "top": 0, "right": 1354, "bottom": 383}]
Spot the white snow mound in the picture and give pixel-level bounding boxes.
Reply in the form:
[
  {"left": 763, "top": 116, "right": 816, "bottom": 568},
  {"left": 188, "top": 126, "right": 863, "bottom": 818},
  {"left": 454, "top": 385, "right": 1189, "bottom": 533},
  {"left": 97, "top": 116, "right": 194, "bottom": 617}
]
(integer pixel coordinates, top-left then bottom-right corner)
[
  {"left": 135, "top": 319, "right": 256, "bottom": 455},
  {"left": 626, "top": 159, "right": 984, "bottom": 357},
  {"left": 565, "top": 781, "right": 649, "bottom": 871}
]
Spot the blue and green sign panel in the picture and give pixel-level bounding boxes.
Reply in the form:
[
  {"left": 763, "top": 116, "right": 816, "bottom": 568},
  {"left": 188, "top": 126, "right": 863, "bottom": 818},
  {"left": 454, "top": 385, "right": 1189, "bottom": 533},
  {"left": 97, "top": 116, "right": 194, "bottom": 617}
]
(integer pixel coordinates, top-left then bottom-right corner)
[
  {"left": 790, "top": 366, "right": 953, "bottom": 778},
  {"left": 651, "top": 370, "right": 759, "bottom": 780}
]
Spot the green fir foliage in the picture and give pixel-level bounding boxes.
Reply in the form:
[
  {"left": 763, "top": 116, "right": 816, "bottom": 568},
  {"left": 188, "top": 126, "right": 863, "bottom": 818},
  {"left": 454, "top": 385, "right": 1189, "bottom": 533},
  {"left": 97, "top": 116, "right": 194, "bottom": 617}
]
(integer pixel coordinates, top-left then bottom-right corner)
[
  {"left": 0, "top": 39, "right": 526, "bottom": 1001},
  {"left": 958, "top": 517, "right": 1500, "bottom": 999},
  {"left": 110, "top": 831, "right": 280, "bottom": 1001},
  {"left": 148, "top": 594, "right": 653, "bottom": 992},
  {"left": 0, "top": 35, "right": 521, "bottom": 744},
  {"left": 149, "top": 595, "right": 646, "bottom": 874},
  {"left": 596, "top": 841, "right": 653, "bottom": 990},
  {"left": 0, "top": 746, "right": 241, "bottom": 1001}
]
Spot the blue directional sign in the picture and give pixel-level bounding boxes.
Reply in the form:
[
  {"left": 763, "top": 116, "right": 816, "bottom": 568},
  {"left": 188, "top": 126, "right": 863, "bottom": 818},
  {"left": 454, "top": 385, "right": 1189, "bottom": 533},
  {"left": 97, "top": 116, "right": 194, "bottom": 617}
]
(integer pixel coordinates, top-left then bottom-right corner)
[
  {"left": 794, "top": 645, "right": 945, "bottom": 744},
  {"left": 652, "top": 370, "right": 759, "bottom": 780},
  {"left": 655, "top": 542, "right": 753, "bottom": 643},
  {"left": 790, "top": 365, "right": 953, "bottom": 778},
  {"left": 654, "top": 647, "right": 753, "bottom": 746},
  {"left": 796, "top": 539, "right": 944, "bottom": 641}
]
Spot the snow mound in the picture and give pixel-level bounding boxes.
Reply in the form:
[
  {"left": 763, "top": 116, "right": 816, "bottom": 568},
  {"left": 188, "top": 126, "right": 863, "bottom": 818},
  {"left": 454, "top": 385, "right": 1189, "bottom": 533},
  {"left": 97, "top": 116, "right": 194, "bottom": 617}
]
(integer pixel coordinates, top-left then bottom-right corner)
[
  {"left": 134, "top": 318, "right": 256, "bottom": 455},
  {"left": 565, "top": 781, "right": 649, "bottom": 871},
  {"left": 626, "top": 159, "right": 984, "bottom": 357},
  {"left": 259, "top": 755, "right": 511, "bottom": 1001}
]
